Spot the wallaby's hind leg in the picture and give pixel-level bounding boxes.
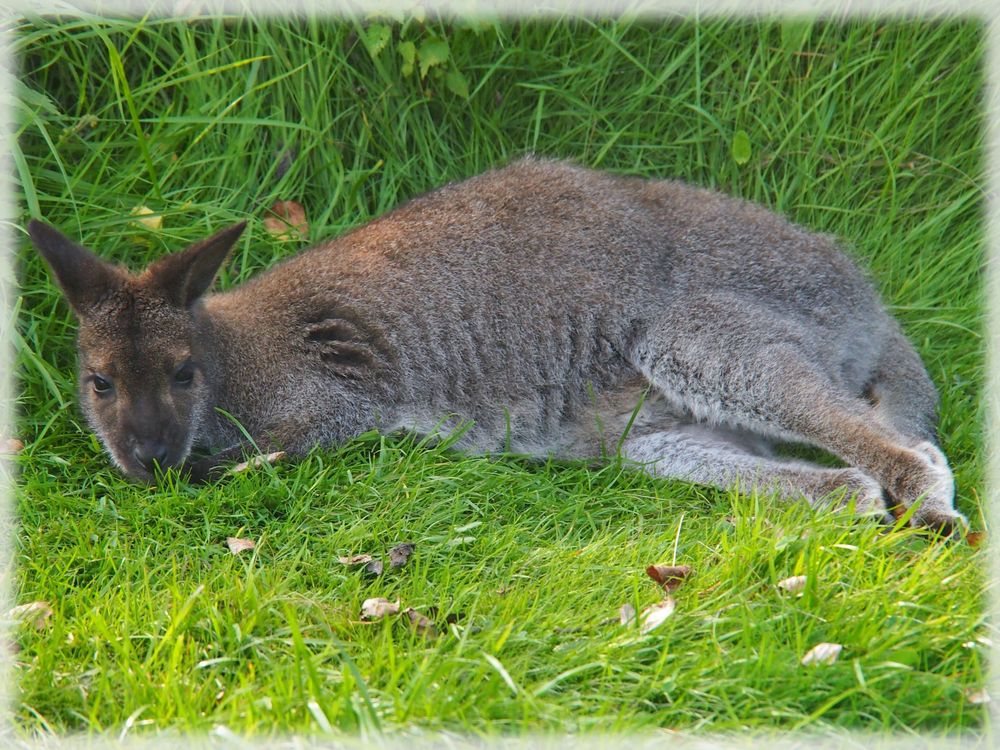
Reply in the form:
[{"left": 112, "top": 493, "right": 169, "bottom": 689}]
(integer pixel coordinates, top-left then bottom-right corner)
[
  {"left": 632, "top": 302, "right": 964, "bottom": 533},
  {"left": 620, "top": 425, "right": 889, "bottom": 520}
]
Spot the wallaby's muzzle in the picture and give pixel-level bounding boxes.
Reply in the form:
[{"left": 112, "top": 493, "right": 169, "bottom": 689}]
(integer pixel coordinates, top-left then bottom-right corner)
[{"left": 131, "top": 440, "right": 169, "bottom": 472}]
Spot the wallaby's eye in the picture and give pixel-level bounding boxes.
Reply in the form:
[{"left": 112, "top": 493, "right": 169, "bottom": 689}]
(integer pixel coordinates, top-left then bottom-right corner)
[
  {"left": 92, "top": 375, "right": 112, "bottom": 395},
  {"left": 174, "top": 363, "right": 195, "bottom": 386}
]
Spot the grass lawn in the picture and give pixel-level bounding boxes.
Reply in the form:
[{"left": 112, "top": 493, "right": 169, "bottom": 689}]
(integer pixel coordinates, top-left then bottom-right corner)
[{"left": 9, "top": 12, "right": 990, "bottom": 739}]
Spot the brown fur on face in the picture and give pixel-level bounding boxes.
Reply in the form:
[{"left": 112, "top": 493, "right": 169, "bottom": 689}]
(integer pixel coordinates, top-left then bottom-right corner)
[{"left": 76, "top": 282, "right": 207, "bottom": 480}]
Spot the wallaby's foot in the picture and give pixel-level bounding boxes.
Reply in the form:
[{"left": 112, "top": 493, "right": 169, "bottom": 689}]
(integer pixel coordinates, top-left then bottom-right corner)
[
  {"left": 812, "top": 467, "right": 891, "bottom": 522},
  {"left": 185, "top": 454, "right": 231, "bottom": 484},
  {"left": 884, "top": 441, "right": 966, "bottom": 533}
]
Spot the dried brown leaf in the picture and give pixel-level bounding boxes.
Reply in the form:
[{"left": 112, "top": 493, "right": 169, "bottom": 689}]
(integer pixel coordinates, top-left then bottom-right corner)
[
  {"left": 776, "top": 575, "right": 807, "bottom": 595},
  {"left": 639, "top": 598, "right": 676, "bottom": 634},
  {"left": 966, "top": 687, "right": 991, "bottom": 705},
  {"left": 966, "top": 531, "right": 985, "bottom": 548},
  {"left": 364, "top": 559, "right": 384, "bottom": 577},
  {"left": 226, "top": 537, "right": 256, "bottom": 555},
  {"left": 228, "top": 451, "right": 285, "bottom": 474},
  {"left": 360, "top": 597, "right": 400, "bottom": 621},
  {"left": 801, "top": 642, "right": 842, "bottom": 666},
  {"left": 389, "top": 542, "right": 415, "bottom": 569},
  {"left": 645, "top": 564, "right": 692, "bottom": 592},
  {"left": 6, "top": 601, "right": 53, "bottom": 630},
  {"left": 338, "top": 553, "right": 374, "bottom": 566},
  {"left": 404, "top": 607, "right": 437, "bottom": 637},
  {"left": 264, "top": 200, "right": 309, "bottom": 242},
  {"left": 1, "top": 437, "right": 23, "bottom": 454}
]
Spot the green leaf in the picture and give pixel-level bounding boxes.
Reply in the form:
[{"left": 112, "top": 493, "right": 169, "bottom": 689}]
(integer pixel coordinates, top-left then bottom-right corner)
[
  {"left": 398, "top": 40, "right": 416, "bottom": 77},
  {"left": 444, "top": 70, "right": 470, "bottom": 99},
  {"left": 417, "top": 38, "right": 450, "bottom": 79},
  {"left": 363, "top": 23, "right": 391, "bottom": 59},
  {"left": 732, "top": 130, "right": 751, "bottom": 165}
]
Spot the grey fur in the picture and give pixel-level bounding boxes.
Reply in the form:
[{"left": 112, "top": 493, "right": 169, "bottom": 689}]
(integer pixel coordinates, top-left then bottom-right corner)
[{"left": 27, "top": 157, "right": 965, "bottom": 533}]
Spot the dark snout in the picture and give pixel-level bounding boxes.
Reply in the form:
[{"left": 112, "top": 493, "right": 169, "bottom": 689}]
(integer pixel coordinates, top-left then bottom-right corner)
[
  {"left": 119, "top": 427, "right": 187, "bottom": 480},
  {"left": 117, "top": 397, "right": 190, "bottom": 480},
  {"left": 131, "top": 439, "right": 169, "bottom": 474}
]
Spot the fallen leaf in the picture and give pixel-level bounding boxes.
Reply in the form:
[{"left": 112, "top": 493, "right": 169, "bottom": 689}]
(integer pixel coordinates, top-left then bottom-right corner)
[
  {"left": 338, "top": 553, "right": 374, "bottom": 566},
  {"left": 645, "top": 564, "right": 692, "bottom": 592},
  {"left": 6, "top": 601, "right": 53, "bottom": 630},
  {"left": 801, "top": 642, "right": 842, "bottom": 666},
  {"left": 228, "top": 451, "right": 285, "bottom": 474},
  {"left": 364, "top": 559, "right": 384, "bottom": 577},
  {"left": 226, "top": 537, "right": 255, "bottom": 555},
  {"left": 404, "top": 607, "right": 437, "bottom": 637},
  {"left": 264, "top": 200, "right": 309, "bottom": 241},
  {"left": 777, "top": 575, "right": 808, "bottom": 595},
  {"left": 130, "top": 205, "right": 162, "bottom": 231},
  {"left": 360, "top": 597, "right": 400, "bottom": 621},
  {"left": 389, "top": 542, "right": 415, "bottom": 569},
  {"left": 1, "top": 437, "right": 23, "bottom": 454},
  {"left": 639, "top": 598, "right": 676, "bottom": 634},
  {"left": 619, "top": 603, "right": 636, "bottom": 625},
  {"left": 966, "top": 531, "right": 985, "bottom": 548},
  {"left": 966, "top": 687, "right": 991, "bottom": 705}
]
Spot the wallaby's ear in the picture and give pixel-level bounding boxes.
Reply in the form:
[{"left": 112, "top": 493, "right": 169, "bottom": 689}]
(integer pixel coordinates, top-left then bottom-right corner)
[
  {"left": 144, "top": 221, "right": 247, "bottom": 307},
  {"left": 27, "top": 219, "right": 124, "bottom": 316}
]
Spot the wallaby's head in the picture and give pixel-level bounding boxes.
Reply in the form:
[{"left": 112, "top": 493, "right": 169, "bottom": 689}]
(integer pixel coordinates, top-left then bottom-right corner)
[{"left": 27, "top": 220, "right": 246, "bottom": 481}]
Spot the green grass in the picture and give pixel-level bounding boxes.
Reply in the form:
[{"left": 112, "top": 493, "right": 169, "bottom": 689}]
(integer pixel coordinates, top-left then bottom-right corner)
[{"left": 9, "top": 12, "right": 989, "bottom": 740}]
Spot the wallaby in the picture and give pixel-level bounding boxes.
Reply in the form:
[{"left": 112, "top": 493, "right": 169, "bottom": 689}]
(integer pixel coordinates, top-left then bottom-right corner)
[{"left": 27, "top": 157, "right": 964, "bottom": 533}]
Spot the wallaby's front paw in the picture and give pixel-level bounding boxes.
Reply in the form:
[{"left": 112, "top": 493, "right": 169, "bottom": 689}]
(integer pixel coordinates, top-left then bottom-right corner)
[
  {"left": 817, "top": 468, "right": 891, "bottom": 522},
  {"left": 890, "top": 442, "right": 966, "bottom": 534},
  {"left": 185, "top": 456, "right": 229, "bottom": 485}
]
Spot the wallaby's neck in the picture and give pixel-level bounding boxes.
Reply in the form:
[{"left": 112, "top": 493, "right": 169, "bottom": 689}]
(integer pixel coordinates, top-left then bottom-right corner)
[{"left": 191, "top": 301, "right": 241, "bottom": 449}]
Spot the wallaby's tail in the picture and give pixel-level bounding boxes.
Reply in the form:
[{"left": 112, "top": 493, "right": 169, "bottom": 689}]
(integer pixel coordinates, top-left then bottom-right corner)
[{"left": 864, "top": 328, "right": 941, "bottom": 444}]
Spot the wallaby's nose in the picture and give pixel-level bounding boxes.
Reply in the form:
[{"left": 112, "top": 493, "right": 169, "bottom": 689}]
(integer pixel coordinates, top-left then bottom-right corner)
[{"left": 132, "top": 441, "right": 168, "bottom": 472}]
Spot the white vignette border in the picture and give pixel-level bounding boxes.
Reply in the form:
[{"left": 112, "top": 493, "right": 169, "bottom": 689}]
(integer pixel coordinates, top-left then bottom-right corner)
[{"left": 0, "top": 1, "right": 996, "bottom": 748}]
